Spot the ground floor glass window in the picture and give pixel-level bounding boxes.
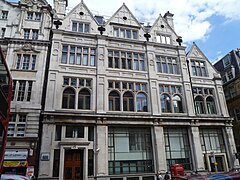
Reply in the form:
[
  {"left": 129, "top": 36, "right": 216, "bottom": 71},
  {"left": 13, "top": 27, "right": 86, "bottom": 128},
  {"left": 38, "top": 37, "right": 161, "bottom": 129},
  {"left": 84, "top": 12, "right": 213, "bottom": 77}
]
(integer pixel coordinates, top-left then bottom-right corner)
[
  {"left": 164, "top": 128, "right": 192, "bottom": 170},
  {"left": 108, "top": 127, "right": 153, "bottom": 175}
]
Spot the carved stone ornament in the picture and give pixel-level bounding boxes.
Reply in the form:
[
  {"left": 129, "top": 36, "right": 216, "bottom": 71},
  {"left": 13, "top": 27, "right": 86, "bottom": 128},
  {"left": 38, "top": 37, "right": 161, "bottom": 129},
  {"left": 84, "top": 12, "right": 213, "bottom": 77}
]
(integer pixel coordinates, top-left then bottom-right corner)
[
  {"left": 22, "top": 44, "right": 34, "bottom": 51},
  {"left": 193, "top": 49, "right": 199, "bottom": 57},
  {"left": 14, "top": 44, "right": 40, "bottom": 53},
  {"left": 21, "top": 0, "right": 33, "bottom": 6}
]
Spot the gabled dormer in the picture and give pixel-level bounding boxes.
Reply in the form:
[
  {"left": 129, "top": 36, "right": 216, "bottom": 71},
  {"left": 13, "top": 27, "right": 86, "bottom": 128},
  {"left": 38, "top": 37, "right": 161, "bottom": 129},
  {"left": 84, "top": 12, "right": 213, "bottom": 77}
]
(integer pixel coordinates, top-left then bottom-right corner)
[
  {"left": 59, "top": 0, "right": 99, "bottom": 34},
  {"left": 187, "top": 43, "right": 220, "bottom": 79},
  {"left": 105, "top": 3, "right": 145, "bottom": 41},
  {"left": 148, "top": 12, "right": 179, "bottom": 46}
]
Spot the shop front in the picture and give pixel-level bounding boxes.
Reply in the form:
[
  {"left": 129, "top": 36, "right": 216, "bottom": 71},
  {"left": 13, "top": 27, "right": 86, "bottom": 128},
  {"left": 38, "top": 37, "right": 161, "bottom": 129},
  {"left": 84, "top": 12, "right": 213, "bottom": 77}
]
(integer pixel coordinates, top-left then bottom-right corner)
[{"left": 2, "top": 149, "right": 29, "bottom": 176}]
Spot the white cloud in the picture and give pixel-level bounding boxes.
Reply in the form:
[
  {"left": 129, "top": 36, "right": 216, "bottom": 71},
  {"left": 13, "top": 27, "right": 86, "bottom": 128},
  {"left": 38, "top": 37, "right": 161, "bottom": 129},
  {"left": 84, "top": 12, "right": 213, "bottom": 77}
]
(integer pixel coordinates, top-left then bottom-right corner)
[{"left": 47, "top": 0, "right": 240, "bottom": 43}]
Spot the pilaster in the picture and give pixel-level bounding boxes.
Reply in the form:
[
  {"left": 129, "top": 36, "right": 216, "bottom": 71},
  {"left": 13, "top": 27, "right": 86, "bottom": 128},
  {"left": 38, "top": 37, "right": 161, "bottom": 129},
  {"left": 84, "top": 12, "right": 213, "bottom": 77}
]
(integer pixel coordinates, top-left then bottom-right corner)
[
  {"left": 96, "top": 119, "right": 108, "bottom": 176},
  {"left": 190, "top": 123, "right": 205, "bottom": 171},
  {"left": 224, "top": 125, "right": 240, "bottom": 170},
  {"left": 153, "top": 123, "right": 167, "bottom": 172}
]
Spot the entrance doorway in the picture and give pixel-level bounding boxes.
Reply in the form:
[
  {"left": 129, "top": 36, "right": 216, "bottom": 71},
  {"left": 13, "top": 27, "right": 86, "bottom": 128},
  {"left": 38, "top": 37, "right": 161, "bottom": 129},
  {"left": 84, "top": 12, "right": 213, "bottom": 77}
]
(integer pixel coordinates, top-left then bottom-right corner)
[
  {"left": 207, "top": 154, "right": 227, "bottom": 172},
  {"left": 215, "top": 156, "right": 224, "bottom": 172},
  {"left": 64, "top": 149, "right": 83, "bottom": 180}
]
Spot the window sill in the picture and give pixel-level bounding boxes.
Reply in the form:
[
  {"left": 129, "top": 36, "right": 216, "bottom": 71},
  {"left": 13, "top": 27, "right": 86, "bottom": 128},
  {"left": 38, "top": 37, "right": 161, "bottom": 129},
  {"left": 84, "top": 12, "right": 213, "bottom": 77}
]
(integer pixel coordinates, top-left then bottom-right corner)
[
  {"left": 107, "top": 68, "right": 147, "bottom": 73},
  {"left": 11, "top": 69, "right": 37, "bottom": 72},
  {"left": 25, "top": 19, "right": 41, "bottom": 22}
]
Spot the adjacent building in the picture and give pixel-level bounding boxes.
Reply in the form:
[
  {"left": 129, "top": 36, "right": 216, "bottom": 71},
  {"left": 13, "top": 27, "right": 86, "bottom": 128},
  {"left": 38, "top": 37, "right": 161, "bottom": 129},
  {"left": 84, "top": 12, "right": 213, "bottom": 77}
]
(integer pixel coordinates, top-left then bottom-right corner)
[
  {"left": 37, "top": 0, "right": 239, "bottom": 180},
  {"left": 214, "top": 49, "right": 240, "bottom": 160},
  {"left": 0, "top": 0, "right": 52, "bottom": 176}
]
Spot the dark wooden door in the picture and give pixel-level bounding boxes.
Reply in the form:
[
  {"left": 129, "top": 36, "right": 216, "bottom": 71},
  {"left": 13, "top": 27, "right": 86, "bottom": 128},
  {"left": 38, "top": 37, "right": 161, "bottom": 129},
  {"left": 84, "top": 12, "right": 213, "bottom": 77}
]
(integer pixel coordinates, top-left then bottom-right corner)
[{"left": 64, "top": 149, "right": 83, "bottom": 180}]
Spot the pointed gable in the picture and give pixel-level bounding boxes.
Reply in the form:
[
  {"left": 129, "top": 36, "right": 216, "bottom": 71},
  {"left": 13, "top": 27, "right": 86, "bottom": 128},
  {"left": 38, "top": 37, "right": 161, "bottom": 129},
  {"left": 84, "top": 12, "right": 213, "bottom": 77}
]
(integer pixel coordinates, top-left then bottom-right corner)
[
  {"left": 106, "top": 3, "right": 141, "bottom": 27},
  {"left": 187, "top": 42, "right": 219, "bottom": 78},
  {"left": 60, "top": 0, "right": 98, "bottom": 33},
  {"left": 105, "top": 3, "right": 146, "bottom": 40},
  {"left": 149, "top": 13, "right": 179, "bottom": 45},
  {"left": 187, "top": 42, "right": 208, "bottom": 60}
]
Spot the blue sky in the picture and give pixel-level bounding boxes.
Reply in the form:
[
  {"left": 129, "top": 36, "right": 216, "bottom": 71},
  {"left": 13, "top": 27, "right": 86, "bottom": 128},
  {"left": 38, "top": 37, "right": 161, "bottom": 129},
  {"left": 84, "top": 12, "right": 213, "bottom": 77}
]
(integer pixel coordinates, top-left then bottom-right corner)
[
  {"left": 193, "top": 15, "right": 240, "bottom": 63},
  {"left": 48, "top": 0, "right": 240, "bottom": 63}
]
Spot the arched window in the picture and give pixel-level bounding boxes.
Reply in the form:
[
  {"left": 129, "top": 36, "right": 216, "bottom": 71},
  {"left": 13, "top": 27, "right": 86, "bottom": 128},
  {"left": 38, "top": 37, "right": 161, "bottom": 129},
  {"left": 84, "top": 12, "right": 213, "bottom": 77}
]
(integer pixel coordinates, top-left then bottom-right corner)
[
  {"left": 109, "top": 91, "right": 120, "bottom": 111},
  {"left": 123, "top": 91, "right": 134, "bottom": 111},
  {"left": 62, "top": 87, "right": 75, "bottom": 109},
  {"left": 206, "top": 96, "right": 216, "bottom": 114},
  {"left": 161, "top": 94, "right": 171, "bottom": 113},
  {"left": 173, "top": 95, "right": 183, "bottom": 113},
  {"left": 136, "top": 93, "right": 148, "bottom": 112},
  {"left": 195, "top": 96, "right": 205, "bottom": 114},
  {"left": 78, "top": 89, "right": 90, "bottom": 109}
]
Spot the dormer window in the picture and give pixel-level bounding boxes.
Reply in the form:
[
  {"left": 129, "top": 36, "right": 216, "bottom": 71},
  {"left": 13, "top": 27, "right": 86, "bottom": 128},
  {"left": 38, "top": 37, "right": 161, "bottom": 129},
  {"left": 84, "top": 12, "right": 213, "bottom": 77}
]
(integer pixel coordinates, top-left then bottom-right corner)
[
  {"left": 24, "top": 29, "right": 38, "bottom": 40},
  {"left": 223, "top": 56, "right": 231, "bottom": 67},
  {"left": 26, "top": 12, "right": 42, "bottom": 21},
  {"left": 27, "top": 12, "right": 33, "bottom": 20},
  {"left": 156, "top": 34, "right": 171, "bottom": 44},
  {"left": 191, "top": 60, "right": 207, "bottom": 77},
  {"left": 1, "top": 28, "right": 5, "bottom": 38},
  {"left": 72, "top": 21, "right": 90, "bottom": 33},
  {"left": 113, "top": 27, "right": 138, "bottom": 39},
  {"left": 35, "top": 13, "right": 41, "bottom": 20},
  {"left": 1, "top": 11, "right": 8, "bottom": 19}
]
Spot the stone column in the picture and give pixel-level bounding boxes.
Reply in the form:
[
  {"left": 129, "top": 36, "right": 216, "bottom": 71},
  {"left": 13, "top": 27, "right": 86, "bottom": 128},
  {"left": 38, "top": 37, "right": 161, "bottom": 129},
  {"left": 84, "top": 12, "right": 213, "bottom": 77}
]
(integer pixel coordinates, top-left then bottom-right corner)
[
  {"left": 153, "top": 124, "right": 167, "bottom": 172},
  {"left": 96, "top": 37, "right": 107, "bottom": 113},
  {"left": 190, "top": 124, "right": 205, "bottom": 171},
  {"left": 38, "top": 120, "right": 54, "bottom": 177},
  {"left": 96, "top": 120, "right": 108, "bottom": 178},
  {"left": 224, "top": 125, "right": 240, "bottom": 170},
  {"left": 17, "top": 7, "right": 25, "bottom": 33}
]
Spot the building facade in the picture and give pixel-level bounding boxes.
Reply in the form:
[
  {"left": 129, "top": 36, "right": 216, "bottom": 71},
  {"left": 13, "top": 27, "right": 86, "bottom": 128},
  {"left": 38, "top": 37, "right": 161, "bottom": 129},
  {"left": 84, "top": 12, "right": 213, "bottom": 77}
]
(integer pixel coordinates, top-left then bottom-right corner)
[
  {"left": 214, "top": 49, "right": 240, "bottom": 160},
  {"left": 0, "top": 0, "right": 52, "bottom": 176},
  {"left": 37, "top": 1, "right": 240, "bottom": 180},
  {"left": 1, "top": 0, "right": 239, "bottom": 179}
]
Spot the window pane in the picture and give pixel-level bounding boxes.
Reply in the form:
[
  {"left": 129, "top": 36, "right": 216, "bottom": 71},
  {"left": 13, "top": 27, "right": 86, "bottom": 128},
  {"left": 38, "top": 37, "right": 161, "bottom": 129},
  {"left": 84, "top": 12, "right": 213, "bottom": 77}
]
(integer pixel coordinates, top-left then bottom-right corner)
[
  {"left": 126, "top": 30, "right": 131, "bottom": 38},
  {"left": 166, "top": 36, "right": 171, "bottom": 44},
  {"left": 120, "top": 29, "right": 125, "bottom": 38},
  {"left": 162, "top": 63, "right": 167, "bottom": 73},
  {"left": 31, "top": 55, "right": 36, "bottom": 70},
  {"left": 132, "top": 31, "right": 137, "bottom": 39},
  {"left": 16, "top": 55, "right": 21, "bottom": 69},
  {"left": 83, "top": 55, "right": 88, "bottom": 65},
  {"left": 134, "top": 60, "right": 139, "bottom": 70},
  {"left": 79, "top": 23, "right": 83, "bottom": 32},
  {"left": 72, "top": 22, "right": 77, "bottom": 31},
  {"left": 84, "top": 24, "right": 89, "bottom": 33},
  {"left": 90, "top": 55, "right": 95, "bottom": 66},
  {"left": 114, "top": 28, "right": 118, "bottom": 37},
  {"left": 140, "top": 60, "right": 145, "bottom": 71},
  {"left": 27, "top": 81, "right": 32, "bottom": 101}
]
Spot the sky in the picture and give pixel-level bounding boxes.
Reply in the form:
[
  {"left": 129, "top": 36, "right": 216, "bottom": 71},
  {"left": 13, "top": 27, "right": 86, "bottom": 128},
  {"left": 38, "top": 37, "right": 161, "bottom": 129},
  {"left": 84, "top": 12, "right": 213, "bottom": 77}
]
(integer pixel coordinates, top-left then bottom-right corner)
[{"left": 47, "top": 0, "right": 240, "bottom": 63}]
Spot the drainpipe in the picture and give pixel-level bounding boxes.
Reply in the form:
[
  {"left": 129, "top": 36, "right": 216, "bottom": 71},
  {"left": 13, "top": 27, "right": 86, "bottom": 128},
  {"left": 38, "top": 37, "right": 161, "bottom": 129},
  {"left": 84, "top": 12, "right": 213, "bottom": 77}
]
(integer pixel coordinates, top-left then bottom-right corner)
[{"left": 35, "top": 7, "right": 54, "bottom": 178}]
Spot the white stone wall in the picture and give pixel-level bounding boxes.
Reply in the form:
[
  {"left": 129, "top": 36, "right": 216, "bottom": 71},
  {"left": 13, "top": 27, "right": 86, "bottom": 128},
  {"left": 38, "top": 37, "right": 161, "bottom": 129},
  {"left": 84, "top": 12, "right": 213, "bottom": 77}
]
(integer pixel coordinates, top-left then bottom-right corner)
[{"left": 36, "top": 1, "right": 239, "bottom": 179}]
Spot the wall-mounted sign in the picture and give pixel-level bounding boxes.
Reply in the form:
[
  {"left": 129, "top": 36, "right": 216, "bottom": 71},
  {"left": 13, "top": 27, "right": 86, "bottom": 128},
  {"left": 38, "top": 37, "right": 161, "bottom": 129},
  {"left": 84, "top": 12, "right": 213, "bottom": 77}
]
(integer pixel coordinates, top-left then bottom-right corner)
[
  {"left": 26, "top": 166, "right": 34, "bottom": 178},
  {"left": 4, "top": 149, "right": 28, "bottom": 160},
  {"left": 3, "top": 160, "right": 27, "bottom": 167},
  {"left": 40, "top": 152, "right": 50, "bottom": 161}
]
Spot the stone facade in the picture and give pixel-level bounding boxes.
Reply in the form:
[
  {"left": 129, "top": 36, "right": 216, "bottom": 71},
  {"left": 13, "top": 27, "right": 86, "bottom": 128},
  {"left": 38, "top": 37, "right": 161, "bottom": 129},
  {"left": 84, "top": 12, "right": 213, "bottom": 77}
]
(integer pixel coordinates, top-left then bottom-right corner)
[
  {"left": 38, "top": 1, "right": 239, "bottom": 180},
  {"left": 214, "top": 49, "right": 240, "bottom": 161},
  {"left": 1, "top": 0, "right": 239, "bottom": 179},
  {"left": 0, "top": 0, "right": 52, "bottom": 176}
]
